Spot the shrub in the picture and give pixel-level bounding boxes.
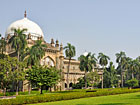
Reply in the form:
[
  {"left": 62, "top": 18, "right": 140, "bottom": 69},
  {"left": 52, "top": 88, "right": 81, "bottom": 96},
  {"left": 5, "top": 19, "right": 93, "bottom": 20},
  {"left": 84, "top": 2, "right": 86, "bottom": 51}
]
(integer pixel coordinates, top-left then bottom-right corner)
[
  {"left": 126, "top": 78, "right": 139, "bottom": 88},
  {"left": 0, "top": 88, "right": 140, "bottom": 105}
]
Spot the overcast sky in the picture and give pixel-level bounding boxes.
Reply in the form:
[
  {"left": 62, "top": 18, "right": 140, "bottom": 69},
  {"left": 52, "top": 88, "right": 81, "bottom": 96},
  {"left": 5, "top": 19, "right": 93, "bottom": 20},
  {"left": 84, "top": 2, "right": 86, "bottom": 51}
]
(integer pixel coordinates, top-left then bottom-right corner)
[{"left": 0, "top": 0, "right": 140, "bottom": 66}]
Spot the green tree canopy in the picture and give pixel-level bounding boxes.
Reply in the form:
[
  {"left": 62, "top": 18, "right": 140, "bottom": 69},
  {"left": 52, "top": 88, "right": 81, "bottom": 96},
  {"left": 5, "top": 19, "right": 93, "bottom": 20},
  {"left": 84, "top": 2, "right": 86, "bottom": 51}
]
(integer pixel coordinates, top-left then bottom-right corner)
[
  {"left": 87, "top": 70, "right": 100, "bottom": 88},
  {"left": 0, "top": 56, "right": 25, "bottom": 95},
  {"left": 26, "top": 66, "right": 60, "bottom": 94},
  {"left": 126, "top": 78, "right": 139, "bottom": 88},
  {"left": 8, "top": 28, "right": 27, "bottom": 61},
  {"left": 78, "top": 52, "right": 97, "bottom": 88},
  {"left": 25, "top": 39, "right": 47, "bottom": 67},
  {"left": 103, "top": 62, "right": 118, "bottom": 88}
]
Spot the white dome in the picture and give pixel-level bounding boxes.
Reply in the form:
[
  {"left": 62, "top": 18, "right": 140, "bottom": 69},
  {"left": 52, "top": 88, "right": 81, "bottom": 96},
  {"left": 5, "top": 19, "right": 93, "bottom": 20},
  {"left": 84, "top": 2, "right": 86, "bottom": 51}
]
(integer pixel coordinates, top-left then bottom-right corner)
[{"left": 5, "top": 17, "right": 44, "bottom": 40}]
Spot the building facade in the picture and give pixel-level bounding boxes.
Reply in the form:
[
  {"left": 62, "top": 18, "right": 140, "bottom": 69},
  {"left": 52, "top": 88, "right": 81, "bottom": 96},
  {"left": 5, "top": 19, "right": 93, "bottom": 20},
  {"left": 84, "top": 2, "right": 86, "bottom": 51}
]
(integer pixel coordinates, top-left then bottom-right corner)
[{"left": 4, "top": 11, "right": 103, "bottom": 91}]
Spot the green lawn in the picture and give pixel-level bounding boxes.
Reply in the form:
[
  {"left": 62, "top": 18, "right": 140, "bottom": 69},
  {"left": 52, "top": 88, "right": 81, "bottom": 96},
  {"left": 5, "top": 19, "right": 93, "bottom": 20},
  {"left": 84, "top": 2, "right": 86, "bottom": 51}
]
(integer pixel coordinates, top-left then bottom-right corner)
[{"left": 29, "top": 92, "right": 140, "bottom": 105}]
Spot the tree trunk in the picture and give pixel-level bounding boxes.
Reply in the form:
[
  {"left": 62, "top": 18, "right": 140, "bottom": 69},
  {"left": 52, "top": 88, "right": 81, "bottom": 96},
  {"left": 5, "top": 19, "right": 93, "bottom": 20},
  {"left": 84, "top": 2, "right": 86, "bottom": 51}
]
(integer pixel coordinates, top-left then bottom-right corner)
[
  {"left": 2, "top": 49, "right": 3, "bottom": 55},
  {"left": 28, "top": 81, "right": 31, "bottom": 94},
  {"left": 132, "top": 72, "right": 134, "bottom": 79},
  {"left": 17, "top": 50, "right": 20, "bottom": 62},
  {"left": 40, "top": 86, "right": 43, "bottom": 94},
  {"left": 16, "top": 81, "right": 19, "bottom": 95},
  {"left": 50, "top": 87, "right": 52, "bottom": 92},
  {"left": 66, "top": 59, "right": 71, "bottom": 90},
  {"left": 92, "top": 81, "right": 94, "bottom": 89},
  {"left": 16, "top": 51, "right": 20, "bottom": 95},
  {"left": 102, "top": 66, "right": 104, "bottom": 89},
  {"left": 101, "top": 74, "right": 103, "bottom": 89},
  {"left": 85, "top": 70, "right": 87, "bottom": 89},
  {"left": 121, "top": 71, "right": 123, "bottom": 88},
  {"left": 3, "top": 88, "right": 6, "bottom": 96}
]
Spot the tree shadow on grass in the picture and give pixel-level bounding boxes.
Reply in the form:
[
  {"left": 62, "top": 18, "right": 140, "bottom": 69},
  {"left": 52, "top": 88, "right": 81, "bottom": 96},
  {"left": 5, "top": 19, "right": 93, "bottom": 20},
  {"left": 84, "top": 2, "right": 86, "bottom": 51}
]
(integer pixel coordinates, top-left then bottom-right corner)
[{"left": 77, "top": 103, "right": 127, "bottom": 105}]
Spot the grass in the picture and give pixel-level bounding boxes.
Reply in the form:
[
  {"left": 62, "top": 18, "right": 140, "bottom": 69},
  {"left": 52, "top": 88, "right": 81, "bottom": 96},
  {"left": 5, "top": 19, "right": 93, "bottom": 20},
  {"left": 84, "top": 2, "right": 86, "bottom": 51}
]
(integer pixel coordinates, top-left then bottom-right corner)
[{"left": 29, "top": 92, "right": 140, "bottom": 105}]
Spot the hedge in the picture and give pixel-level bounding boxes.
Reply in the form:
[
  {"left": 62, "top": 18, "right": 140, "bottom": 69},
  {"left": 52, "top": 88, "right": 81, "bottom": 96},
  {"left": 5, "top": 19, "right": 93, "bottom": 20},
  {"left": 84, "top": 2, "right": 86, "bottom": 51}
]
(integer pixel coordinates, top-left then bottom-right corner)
[{"left": 0, "top": 88, "right": 140, "bottom": 105}]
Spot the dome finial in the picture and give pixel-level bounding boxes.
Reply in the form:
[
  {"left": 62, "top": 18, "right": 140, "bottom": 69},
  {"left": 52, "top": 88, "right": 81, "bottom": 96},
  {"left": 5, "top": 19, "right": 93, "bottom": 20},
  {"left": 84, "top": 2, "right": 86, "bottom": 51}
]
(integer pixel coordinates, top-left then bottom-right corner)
[{"left": 24, "top": 10, "right": 27, "bottom": 18}]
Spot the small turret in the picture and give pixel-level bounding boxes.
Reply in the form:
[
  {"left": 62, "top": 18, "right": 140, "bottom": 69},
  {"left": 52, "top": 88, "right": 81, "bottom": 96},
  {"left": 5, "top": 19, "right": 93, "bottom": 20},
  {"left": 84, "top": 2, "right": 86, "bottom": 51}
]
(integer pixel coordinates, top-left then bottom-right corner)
[
  {"left": 55, "top": 39, "right": 59, "bottom": 47},
  {"left": 40, "top": 36, "right": 43, "bottom": 41},
  {"left": 37, "top": 37, "right": 40, "bottom": 40},
  {"left": 24, "top": 10, "right": 27, "bottom": 18},
  {"left": 51, "top": 38, "right": 55, "bottom": 47},
  {"left": 28, "top": 33, "right": 31, "bottom": 39},
  {"left": 60, "top": 43, "right": 63, "bottom": 54}
]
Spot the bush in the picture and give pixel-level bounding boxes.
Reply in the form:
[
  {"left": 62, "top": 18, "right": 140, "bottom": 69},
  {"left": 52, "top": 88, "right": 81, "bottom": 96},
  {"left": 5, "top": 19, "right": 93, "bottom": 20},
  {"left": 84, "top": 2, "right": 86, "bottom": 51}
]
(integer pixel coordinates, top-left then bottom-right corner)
[
  {"left": 0, "top": 88, "right": 140, "bottom": 105},
  {"left": 0, "top": 92, "right": 16, "bottom": 96},
  {"left": 126, "top": 78, "right": 139, "bottom": 88}
]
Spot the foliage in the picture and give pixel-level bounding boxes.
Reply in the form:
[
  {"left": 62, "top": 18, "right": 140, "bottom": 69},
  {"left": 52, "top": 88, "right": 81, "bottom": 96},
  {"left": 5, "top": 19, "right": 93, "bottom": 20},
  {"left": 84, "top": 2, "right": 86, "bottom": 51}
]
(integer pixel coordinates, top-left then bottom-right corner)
[
  {"left": 126, "top": 78, "right": 139, "bottom": 88},
  {"left": 8, "top": 28, "right": 27, "bottom": 61},
  {"left": 79, "top": 52, "right": 97, "bottom": 72},
  {"left": 72, "top": 77, "right": 90, "bottom": 89},
  {"left": 25, "top": 39, "right": 47, "bottom": 66},
  {"left": 64, "top": 43, "right": 76, "bottom": 60},
  {"left": 0, "top": 88, "right": 140, "bottom": 105},
  {"left": 115, "top": 51, "right": 127, "bottom": 88},
  {"left": 128, "top": 59, "right": 140, "bottom": 79},
  {"left": 25, "top": 92, "right": 140, "bottom": 105},
  {"left": 103, "top": 62, "right": 118, "bottom": 88},
  {"left": 26, "top": 66, "right": 60, "bottom": 94},
  {"left": 78, "top": 52, "right": 97, "bottom": 88},
  {"left": 86, "top": 71, "right": 100, "bottom": 88},
  {"left": 98, "top": 53, "right": 110, "bottom": 67},
  {"left": 0, "top": 56, "right": 25, "bottom": 95}
]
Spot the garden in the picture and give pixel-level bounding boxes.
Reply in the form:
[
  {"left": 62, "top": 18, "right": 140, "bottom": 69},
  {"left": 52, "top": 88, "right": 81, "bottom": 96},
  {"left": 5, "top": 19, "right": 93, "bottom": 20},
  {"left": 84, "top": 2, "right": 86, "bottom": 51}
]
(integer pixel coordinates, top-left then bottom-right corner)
[{"left": 0, "top": 88, "right": 140, "bottom": 105}]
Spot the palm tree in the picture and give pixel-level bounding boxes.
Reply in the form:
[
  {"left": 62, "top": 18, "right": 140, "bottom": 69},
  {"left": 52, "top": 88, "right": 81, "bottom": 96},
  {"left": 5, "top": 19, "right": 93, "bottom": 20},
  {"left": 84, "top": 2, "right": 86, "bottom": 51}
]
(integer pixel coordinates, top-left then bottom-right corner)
[
  {"left": 8, "top": 28, "right": 27, "bottom": 61},
  {"left": 0, "top": 34, "right": 7, "bottom": 55},
  {"left": 129, "top": 59, "right": 140, "bottom": 79},
  {"left": 8, "top": 28, "right": 27, "bottom": 95},
  {"left": 79, "top": 52, "right": 97, "bottom": 88},
  {"left": 26, "top": 39, "right": 47, "bottom": 67},
  {"left": 115, "top": 51, "right": 126, "bottom": 88},
  {"left": 64, "top": 43, "right": 76, "bottom": 90},
  {"left": 98, "top": 52, "right": 110, "bottom": 89}
]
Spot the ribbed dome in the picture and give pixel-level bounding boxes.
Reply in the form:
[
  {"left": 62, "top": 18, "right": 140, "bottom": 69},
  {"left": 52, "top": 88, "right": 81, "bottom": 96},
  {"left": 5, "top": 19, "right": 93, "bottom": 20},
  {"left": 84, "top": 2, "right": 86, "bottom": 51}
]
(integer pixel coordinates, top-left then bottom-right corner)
[{"left": 5, "top": 16, "right": 44, "bottom": 40}]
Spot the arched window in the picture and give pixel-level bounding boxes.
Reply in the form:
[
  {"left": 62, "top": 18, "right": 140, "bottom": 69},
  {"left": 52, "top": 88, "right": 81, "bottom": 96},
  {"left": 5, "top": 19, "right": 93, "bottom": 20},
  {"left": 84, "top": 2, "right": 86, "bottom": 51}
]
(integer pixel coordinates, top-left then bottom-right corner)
[
  {"left": 45, "top": 57, "right": 54, "bottom": 66},
  {"left": 41, "top": 56, "right": 55, "bottom": 67}
]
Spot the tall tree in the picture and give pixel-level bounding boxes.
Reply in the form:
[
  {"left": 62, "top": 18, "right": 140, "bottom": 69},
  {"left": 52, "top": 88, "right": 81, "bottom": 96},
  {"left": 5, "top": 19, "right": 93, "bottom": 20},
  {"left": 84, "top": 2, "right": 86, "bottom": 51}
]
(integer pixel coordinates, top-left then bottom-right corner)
[
  {"left": 115, "top": 51, "right": 126, "bottom": 88},
  {"left": 103, "top": 62, "right": 118, "bottom": 88},
  {"left": 8, "top": 28, "right": 27, "bottom": 95},
  {"left": 129, "top": 59, "right": 140, "bottom": 79},
  {"left": 8, "top": 28, "right": 27, "bottom": 61},
  {"left": 79, "top": 52, "right": 97, "bottom": 88},
  {"left": 64, "top": 43, "right": 76, "bottom": 90},
  {"left": 98, "top": 52, "right": 110, "bottom": 89}
]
